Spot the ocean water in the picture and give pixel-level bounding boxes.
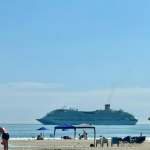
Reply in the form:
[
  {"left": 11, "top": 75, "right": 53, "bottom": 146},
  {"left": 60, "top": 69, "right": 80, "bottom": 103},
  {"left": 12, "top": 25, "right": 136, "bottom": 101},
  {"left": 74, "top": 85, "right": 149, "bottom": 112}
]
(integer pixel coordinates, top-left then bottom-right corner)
[{"left": 0, "top": 124, "right": 150, "bottom": 140}]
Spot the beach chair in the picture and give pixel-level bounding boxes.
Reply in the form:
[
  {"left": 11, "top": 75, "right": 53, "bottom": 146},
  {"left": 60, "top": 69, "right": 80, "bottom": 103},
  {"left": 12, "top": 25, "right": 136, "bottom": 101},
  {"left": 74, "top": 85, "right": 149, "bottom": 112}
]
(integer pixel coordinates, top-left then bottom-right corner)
[
  {"left": 79, "top": 135, "right": 84, "bottom": 140},
  {"left": 122, "top": 136, "right": 135, "bottom": 146},
  {"left": 96, "top": 139, "right": 102, "bottom": 147},
  {"left": 122, "top": 136, "right": 130, "bottom": 146},
  {"left": 111, "top": 137, "right": 119, "bottom": 147},
  {"left": 136, "top": 136, "right": 146, "bottom": 145},
  {"left": 129, "top": 136, "right": 137, "bottom": 145},
  {"left": 101, "top": 138, "right": 109, "bottom": 147}
]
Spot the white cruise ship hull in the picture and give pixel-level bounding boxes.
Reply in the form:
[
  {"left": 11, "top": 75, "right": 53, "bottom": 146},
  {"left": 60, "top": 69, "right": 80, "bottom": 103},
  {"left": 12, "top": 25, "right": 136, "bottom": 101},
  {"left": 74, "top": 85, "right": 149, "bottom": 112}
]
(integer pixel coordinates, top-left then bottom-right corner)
[{"left": 36, "top": 119, "right": 137, "bottom": 125}]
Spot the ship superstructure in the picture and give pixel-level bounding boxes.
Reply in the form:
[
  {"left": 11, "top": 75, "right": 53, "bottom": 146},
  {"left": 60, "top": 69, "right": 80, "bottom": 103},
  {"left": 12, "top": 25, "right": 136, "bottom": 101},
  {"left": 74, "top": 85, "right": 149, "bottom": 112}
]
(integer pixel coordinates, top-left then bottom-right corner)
[{"left": 36, "top": 104, "right": 138, "bottom": 125}]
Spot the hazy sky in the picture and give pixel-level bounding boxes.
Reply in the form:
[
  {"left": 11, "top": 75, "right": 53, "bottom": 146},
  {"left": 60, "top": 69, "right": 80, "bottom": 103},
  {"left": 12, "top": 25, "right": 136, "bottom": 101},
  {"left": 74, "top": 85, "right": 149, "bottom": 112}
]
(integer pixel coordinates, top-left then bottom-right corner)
[{"left": 0, "top": 0, "right": 150, "bottom": 124}]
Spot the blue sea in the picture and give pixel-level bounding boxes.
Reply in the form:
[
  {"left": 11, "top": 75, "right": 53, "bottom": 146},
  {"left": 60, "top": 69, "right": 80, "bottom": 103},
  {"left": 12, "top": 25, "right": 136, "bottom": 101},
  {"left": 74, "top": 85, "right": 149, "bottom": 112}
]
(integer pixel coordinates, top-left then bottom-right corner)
[{"left": 0, "top": 124, "right": 150, "bottom": 140}]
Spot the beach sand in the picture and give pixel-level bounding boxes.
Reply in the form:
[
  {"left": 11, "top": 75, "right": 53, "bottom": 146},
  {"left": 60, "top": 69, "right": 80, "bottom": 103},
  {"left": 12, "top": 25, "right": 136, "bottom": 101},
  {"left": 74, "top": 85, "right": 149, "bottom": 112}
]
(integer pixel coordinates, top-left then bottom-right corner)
[{"left": 0, "top": 139, "right": 150, "bottom": 150}]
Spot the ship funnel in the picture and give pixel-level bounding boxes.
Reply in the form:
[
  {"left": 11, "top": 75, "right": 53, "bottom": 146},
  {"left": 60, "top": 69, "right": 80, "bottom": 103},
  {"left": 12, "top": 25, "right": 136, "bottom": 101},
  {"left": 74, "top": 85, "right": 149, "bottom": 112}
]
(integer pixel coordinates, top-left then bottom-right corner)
[{"left": 105, "top": 104, "right": 110, "bottom": 110}]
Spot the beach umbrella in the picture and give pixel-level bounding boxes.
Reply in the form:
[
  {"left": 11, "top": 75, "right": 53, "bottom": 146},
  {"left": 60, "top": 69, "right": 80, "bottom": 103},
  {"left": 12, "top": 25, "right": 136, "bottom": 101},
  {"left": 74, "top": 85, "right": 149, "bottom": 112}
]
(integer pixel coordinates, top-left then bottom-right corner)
[{"left": 37, "top": 127, "right": 50, "bottom": 138}]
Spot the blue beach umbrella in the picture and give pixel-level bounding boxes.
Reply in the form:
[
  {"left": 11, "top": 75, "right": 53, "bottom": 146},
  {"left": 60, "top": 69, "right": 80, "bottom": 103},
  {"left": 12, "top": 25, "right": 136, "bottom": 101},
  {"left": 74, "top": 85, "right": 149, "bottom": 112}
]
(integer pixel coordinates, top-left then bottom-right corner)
[{"left": 37, "top": 127, "right": 50, "bottom": 138}]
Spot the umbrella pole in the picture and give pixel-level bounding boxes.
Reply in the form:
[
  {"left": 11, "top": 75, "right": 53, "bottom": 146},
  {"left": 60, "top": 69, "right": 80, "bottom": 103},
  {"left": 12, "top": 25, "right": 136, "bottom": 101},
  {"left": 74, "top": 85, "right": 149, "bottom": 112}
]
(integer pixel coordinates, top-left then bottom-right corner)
[{"left": 94, "top": 128, "right": 96, "bottom": 147}]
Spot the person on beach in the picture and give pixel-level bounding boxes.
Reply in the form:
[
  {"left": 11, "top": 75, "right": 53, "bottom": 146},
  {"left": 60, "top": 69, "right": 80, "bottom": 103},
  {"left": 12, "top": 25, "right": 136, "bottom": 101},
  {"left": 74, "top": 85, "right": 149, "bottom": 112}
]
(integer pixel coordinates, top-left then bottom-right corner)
[
  {"left": 37, "top": 135, "right": 43, "bottom": 140},
  {"left": 67, "top": 136, "right": 73, "bottom": 139},
  {"left": 83, "top": 130, "right": 87, "bottom": 139},
  {"left": 0, "top": 126, "right": 9, "bottom": 150},
  {"left": 79, "top": 134, "right": 81, "bottom": 139},
  {"left": 79, "top": 134, "right": 82, "bottom": 139}
]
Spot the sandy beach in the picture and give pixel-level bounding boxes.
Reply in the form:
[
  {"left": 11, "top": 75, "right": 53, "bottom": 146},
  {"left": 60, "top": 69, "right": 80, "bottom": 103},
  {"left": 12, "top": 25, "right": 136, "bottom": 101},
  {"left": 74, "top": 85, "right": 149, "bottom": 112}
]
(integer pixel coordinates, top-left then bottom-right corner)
[{"left": 0, "top": 139, "right": 150, "bottom": 150}]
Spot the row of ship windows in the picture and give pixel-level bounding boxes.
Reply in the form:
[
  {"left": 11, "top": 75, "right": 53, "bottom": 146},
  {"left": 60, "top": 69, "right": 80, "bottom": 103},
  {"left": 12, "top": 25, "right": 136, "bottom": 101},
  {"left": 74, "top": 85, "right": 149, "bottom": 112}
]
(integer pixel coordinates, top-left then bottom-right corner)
[
  {"left": 52, "top": 119, "right": 127, "bottom": 121},
  {"left": 46, "top": 114, "right": 130, "bottom": 117},
  {"left": 50, "top": 118, "right": 130, "bottom": 121}
]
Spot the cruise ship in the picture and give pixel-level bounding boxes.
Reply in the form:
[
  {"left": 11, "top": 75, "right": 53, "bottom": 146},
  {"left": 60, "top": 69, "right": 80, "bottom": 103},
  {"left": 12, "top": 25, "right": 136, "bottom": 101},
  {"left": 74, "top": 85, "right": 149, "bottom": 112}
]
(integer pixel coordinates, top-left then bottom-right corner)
[{"left": 36, "top": 104, "right": 138, "bottom": 125}]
